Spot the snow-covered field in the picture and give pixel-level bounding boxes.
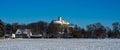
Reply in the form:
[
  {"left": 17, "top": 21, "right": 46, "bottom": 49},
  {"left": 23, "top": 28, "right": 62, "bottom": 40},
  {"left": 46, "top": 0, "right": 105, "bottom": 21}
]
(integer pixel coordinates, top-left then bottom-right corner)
[{"left": 0, "top": 38, "right": 120, "bottom": 50}]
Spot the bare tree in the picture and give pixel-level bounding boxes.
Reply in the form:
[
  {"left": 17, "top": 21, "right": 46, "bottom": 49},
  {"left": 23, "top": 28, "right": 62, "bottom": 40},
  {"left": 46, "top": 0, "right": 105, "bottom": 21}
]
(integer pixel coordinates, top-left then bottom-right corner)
[
  {"left": 0, "top": 20, "right": 5, "bottom": 37},
  {"left": 86, "top": 23, "right": 107, "bottom": 38},
  {"left": 111, "top": 22, "right": 120, "bottom": 38}
]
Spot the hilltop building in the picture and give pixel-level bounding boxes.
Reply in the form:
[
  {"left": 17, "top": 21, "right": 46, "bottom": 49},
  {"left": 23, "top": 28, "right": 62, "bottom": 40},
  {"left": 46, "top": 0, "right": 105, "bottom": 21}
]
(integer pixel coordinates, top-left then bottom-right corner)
[
  {"left": 49, "top": 16, "right": 74, "bottom": 38},
  {"left": 53, "top": 17, "right": 70, "bottom": 25}
]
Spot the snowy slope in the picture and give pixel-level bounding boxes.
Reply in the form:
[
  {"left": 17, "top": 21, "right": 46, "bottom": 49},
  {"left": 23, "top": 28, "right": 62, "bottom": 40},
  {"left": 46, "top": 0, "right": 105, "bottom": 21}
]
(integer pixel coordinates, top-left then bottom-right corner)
[{"left": 0, "top": 39, "right": 120, "bottom": 50}]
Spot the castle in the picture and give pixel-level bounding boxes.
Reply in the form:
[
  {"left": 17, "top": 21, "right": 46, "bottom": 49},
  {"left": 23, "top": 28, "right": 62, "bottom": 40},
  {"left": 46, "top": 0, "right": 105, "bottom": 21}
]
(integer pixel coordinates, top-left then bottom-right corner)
[{"left": 53, "top": 17, "right": 70, "bottom": 25}]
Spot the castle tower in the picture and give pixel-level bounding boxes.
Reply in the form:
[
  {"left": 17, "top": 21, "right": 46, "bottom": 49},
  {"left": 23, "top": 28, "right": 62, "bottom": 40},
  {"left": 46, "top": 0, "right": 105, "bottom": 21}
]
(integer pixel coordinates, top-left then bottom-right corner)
[{"left": 58, "top": 16, "right": 62, "bottom": 21}]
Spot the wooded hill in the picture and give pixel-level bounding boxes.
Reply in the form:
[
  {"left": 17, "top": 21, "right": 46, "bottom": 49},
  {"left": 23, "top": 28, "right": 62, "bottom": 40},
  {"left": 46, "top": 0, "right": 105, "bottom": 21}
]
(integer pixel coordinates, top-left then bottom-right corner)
[{"left": 0, "top": 19, "right": 120, "bottom": 38}]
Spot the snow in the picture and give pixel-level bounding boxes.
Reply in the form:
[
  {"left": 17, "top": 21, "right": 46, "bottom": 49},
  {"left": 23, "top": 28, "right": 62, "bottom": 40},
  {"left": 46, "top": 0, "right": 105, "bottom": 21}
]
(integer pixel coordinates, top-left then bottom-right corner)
[{"left": 0, "top": 39, "right": 120, "bottom": 50}]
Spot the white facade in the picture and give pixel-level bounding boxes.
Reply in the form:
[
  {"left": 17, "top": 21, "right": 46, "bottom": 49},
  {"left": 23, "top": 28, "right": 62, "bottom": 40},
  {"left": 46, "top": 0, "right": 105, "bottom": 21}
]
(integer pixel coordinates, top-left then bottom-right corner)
[
  {"left": 11, "top": 34, "right": 15, "bottom": 38},
  {"left": 15, "top": 29, "right": 32, "bottom": 38},
  {"left": 53, "top": 17, "right": 70, "bottom": 25}
]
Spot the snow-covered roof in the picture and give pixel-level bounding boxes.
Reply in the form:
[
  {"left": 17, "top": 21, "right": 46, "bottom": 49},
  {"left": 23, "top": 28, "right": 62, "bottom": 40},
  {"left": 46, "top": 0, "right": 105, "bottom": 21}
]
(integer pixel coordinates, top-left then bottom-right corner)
[{"left": 15, "top": 29, "right": 31, "bottom": 34}]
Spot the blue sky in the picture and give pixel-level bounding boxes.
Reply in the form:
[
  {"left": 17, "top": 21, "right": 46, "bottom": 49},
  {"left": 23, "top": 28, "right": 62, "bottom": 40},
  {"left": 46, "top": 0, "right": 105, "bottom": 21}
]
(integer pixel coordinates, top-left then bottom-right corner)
[{"left": 0, "top": 0, "right": 120, "bottom": 28}]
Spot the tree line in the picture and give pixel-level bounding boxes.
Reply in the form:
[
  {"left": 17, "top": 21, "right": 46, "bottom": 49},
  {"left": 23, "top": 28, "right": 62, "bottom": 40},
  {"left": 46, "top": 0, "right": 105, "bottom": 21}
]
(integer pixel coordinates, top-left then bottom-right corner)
[{"left": 0, "top": 19, "right": 120, "bottom": 38}]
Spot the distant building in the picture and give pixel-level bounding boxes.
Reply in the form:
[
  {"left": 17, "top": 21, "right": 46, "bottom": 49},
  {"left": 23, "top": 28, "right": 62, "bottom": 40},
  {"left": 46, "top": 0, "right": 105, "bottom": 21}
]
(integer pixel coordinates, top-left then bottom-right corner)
[
  {"left": 15, "top": 29, "right": 32, "bottom": 38},
  {"left": 53, "top": 17, "right": 70, "bottom": 25},
  {"left": 50, "top": 16, "right": 74, "bottom": 38},
  {"left": 15, "top": 29, "right": 43, "bottom": 38}
]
